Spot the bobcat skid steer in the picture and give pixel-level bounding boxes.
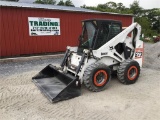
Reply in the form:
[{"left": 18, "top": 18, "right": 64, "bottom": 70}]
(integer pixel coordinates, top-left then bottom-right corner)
[{"left": 32, "top": 19, "right": 144, "bottom": 103}]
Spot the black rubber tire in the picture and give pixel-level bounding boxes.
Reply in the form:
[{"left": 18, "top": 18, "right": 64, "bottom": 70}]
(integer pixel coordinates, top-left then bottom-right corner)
[
  {"left": 83, "top": 62, "right": 111, "bottom": 92},
  {"left": 117, "top": 59, "right": 140, "bottom": 85}
]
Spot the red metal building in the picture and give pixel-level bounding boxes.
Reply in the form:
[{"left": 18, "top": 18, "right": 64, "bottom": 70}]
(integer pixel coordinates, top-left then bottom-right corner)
[{"left": 0, "top": 1, "right": 133, "bottom": 57}]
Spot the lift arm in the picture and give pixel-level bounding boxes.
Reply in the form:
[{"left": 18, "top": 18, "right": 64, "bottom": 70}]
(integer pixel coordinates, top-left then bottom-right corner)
[{"left": 92, "top": 22, "right": 141, "bottom": 61}]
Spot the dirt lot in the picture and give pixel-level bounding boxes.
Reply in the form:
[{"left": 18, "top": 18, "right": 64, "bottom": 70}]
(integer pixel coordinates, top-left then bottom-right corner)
[{"left": 0, "top": 43, "right": 160, "bottom": 120}]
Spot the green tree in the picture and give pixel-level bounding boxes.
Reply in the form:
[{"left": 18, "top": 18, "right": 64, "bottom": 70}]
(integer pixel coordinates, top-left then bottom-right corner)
[
  {"left": 130, "top": 0, "right": 142, "bottom": 16},
  {"left": 57, "top": 0, "right": 65, "bottom": 6},
  {"left": 135, "top": 17, "right": 152, "bottom": 36},
  {"left": 85, "top": 2, "right": 132, "bottom": 14},
  {"left": 106, "top": 1, "right": 117, "bottom": 9},
  {"left": 65, "top": 0, "right": 74, "bottom": 7},
  {"left": 97, "top": 4, "right": 107, "bottom": 9},
  {"left": 34, "top": 0, "right": 56, "bottom": 5},
  {"left": 117, "top": 3, "right": 125, "bottom": 11},
  {"left": 80, "top": 4, "right": 87, "bottom": 8},
  {"left": 147, "top": 9, "right": 160, "bottom": 33}
]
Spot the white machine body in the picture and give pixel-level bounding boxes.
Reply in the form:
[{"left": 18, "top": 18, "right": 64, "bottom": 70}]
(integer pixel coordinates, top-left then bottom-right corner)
[{"left": 64, "top": 22, "right": 143, "bottom": 83}]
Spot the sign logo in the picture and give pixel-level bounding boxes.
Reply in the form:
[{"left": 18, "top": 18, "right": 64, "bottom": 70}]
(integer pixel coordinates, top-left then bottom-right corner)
[{"left": 28, "top": 17, "right": 60, "bottom": 36}]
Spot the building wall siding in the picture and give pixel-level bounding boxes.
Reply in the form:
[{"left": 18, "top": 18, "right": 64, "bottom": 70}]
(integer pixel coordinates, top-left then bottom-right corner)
[{"left": 0, "top": 7, "right": 133, "bottom": 57}]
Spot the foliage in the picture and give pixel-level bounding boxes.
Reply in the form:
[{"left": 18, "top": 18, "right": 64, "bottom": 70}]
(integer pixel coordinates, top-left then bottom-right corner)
[
  {"left": 64, "top": 0, "right": 74, "bottom": 7},
  {"left": 57, "top": 0, "right": 65, "bottom": 6},
  {"left": 34, "top": 0, "right": 56, "bottom": 5},
  {"left": 81, "top": 0, "right": 159, "bottom": 37},
  {"left": 130, "top": 2, "right": 159, "bottom": 37},
  {"left": 80, "top": 4, "right": 87, "bottom": 8},
  {"left": 134, "top": 10, "right": 159, "bottom": 37},
  {"left": 34, "top": 0, "right": 75, "bottom": 7},
  {"left": 81, "top": 2, "right": 132, "bottom": 14},
  {"left": 130, "top": 0, "right": 142, "bottom": 17},
  {"left": 57, "top": 0, "right": 74, "bottom": 7},
  {"left": 147, "top": 8, "right": 160, "bottom": 33}
]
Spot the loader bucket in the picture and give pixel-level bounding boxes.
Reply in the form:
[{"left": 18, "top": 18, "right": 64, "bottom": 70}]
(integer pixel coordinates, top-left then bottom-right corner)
[{"left": 32, "top": 64, "right": 81, "bottom": 103}]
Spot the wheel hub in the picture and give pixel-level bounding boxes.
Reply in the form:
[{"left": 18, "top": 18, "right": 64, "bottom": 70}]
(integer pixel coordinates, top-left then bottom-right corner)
[
  {"left": 96, "top": 73, "right": 105, "bottom": 83},
  {"left": 128, "top": 66, "right": 138, "bottom": 80},
  {"left": 94, "top": 70, "right": 108, "bottom": 87}
]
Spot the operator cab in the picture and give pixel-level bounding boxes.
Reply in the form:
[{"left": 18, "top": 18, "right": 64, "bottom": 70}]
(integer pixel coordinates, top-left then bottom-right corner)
[{"left": 78, "top": 19, "right": 122, "bottom": 53}]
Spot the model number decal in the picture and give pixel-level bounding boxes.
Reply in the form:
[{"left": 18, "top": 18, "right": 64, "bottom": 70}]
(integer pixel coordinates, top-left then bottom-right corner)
[
  {"left": 135, "top": 52, "right": 142, "bottom": 58},
  {"left": 135, "top": 48, "right": 143, "bottom": 59}
]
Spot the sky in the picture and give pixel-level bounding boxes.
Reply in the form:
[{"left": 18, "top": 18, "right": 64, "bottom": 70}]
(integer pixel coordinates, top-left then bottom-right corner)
[{"left": 1, "top": 0, "right": 160, "bottom": 9}]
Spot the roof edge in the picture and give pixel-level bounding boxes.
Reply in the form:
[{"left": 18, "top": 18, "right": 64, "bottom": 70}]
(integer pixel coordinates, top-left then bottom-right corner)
[{"left": 0, "top": 1, "right": 134, "bottom": 16}]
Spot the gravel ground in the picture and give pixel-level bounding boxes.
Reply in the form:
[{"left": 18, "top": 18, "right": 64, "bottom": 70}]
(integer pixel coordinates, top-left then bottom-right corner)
[
  {"left": 0, "top": 43, "right": 160, "bottom": 120},
  {"left": 0, "top": 57, "right": 62, "bottom": 78},
  {"left": 143, "top": 42, "right": 160, "bottom": 70}
]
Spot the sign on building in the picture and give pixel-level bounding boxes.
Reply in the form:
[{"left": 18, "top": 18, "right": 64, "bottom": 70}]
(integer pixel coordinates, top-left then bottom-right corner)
[{"left": 28, "top": 17, "right": 60, "bottom": 36}]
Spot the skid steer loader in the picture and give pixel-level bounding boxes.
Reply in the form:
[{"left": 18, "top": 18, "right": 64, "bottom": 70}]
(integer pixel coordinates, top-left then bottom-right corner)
[{"left": 32, "top": 19, "right": 144, "bottom": 103}]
